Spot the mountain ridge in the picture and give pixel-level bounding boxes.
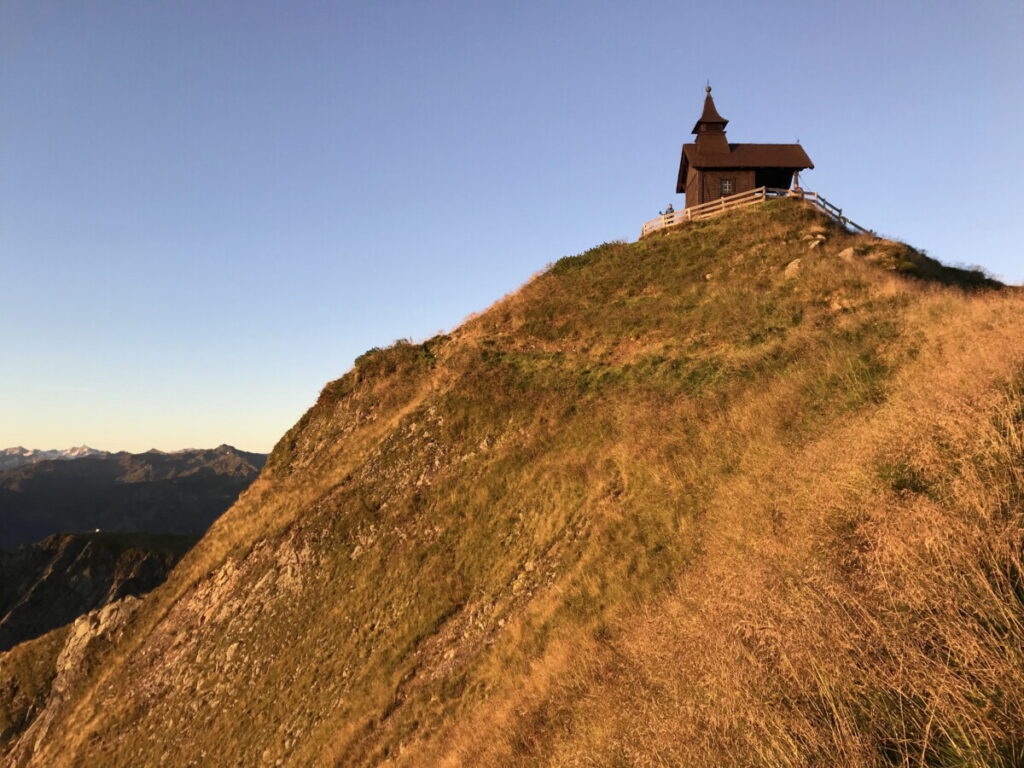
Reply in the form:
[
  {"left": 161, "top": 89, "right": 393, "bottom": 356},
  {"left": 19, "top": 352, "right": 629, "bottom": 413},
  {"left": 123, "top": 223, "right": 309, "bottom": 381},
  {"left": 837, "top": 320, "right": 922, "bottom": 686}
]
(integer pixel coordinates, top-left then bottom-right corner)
[
  {"left": 0, "top": 444, "right": 265, "bottom": 472},
  {"left": 0, "top": 447, "right": 108, "bottom": 472},
  {"left": 0, "top": 446, "right": 267, "bottom": 550}
]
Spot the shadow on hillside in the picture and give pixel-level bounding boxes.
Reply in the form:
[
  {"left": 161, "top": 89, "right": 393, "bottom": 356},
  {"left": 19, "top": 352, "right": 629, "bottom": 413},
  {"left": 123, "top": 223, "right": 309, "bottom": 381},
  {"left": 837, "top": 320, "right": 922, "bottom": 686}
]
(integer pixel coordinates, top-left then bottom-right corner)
[{"left": 854, "top": 237, "right": 1003, "bottom": 290}]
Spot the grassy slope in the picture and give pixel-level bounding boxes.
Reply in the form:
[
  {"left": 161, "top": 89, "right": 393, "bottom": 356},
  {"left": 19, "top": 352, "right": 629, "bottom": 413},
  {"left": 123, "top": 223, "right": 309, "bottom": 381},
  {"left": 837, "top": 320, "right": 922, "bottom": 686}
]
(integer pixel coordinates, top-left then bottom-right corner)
[
  {"left": 13, "top": 200, "right": 1024, "bottom": 767},
  {"left": 0, "top": 626, "right": 69, "bottom": 746}
]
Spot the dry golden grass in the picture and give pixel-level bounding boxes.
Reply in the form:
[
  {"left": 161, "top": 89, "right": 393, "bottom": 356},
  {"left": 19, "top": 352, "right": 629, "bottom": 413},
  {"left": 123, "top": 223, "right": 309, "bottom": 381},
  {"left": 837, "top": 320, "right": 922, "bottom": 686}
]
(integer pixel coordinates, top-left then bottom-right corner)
[
  {"left": 9, "top": 201, "right": 1024, "bottom": 768},
  {"left": 424, "top": 289, "right": 1024, "bottom": 767}
]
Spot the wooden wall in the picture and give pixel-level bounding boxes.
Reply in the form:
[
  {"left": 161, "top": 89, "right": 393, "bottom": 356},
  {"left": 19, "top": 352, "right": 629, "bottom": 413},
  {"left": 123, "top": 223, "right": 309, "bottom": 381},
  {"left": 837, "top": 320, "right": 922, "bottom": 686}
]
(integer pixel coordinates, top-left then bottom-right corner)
[{"left": 685, "top": 169, "right": 755, "bottom": 208}]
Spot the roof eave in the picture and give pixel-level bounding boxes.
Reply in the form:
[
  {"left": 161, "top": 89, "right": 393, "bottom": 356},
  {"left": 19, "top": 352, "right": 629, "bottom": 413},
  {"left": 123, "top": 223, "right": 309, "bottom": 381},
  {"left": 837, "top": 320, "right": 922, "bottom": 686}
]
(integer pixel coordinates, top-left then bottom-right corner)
[
  {"left": 691, "top": 120, "right": 728, "bottom": 135},
  {"left": 689, "top": 163, "right": 814, "bottom": 170},
  {"left": 676, "top": 145, "right": 689, "bottom": 193}
]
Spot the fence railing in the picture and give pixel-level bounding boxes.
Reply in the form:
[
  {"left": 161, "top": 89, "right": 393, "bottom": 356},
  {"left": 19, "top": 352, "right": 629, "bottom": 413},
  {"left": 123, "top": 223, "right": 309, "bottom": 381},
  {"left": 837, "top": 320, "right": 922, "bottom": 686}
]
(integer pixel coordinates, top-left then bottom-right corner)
[{"left": 639, "top": 187, "right": 870, "bottom": 239}]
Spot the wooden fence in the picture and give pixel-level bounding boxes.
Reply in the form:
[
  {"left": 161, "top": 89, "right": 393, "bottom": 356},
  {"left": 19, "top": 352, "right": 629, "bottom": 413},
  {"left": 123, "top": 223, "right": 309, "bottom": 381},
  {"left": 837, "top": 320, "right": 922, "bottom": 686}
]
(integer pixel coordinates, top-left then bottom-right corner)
[{"left": 639, "top": 187, "right": 870, "bottom": 239}]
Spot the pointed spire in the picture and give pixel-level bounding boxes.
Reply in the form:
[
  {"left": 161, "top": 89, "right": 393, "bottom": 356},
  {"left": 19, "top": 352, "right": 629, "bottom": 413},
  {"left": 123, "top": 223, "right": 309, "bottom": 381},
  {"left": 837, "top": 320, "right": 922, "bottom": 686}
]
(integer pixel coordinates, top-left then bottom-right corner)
[{"left": 692, "top": 85, "right": 728, "bottom": 134}]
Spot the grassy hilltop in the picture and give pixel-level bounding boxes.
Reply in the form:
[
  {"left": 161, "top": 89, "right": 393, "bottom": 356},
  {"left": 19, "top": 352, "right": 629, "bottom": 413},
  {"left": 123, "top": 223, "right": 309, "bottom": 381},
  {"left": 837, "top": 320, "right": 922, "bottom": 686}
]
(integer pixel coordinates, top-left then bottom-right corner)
[{"left": 5, "top": 199, "right": 1024, "bottom": 767}]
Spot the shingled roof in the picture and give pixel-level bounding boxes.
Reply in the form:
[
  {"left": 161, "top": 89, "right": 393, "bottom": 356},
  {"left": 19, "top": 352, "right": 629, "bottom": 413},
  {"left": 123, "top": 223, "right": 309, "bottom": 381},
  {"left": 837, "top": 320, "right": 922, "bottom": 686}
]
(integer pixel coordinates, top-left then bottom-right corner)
[
  {"left": 691, "top": 92, "right": 728, "bottom": 133},
  {"left": 683, "top": 142, "right": 813, "bottom": 169},
  {"left": 676, "top": 143, "right": 814, "bottom": 193}
]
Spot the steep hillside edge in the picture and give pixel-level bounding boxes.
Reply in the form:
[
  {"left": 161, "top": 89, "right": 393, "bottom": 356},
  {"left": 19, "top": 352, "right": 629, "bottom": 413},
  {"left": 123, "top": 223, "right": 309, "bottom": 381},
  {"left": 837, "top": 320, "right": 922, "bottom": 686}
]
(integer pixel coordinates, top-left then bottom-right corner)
[{"left": 7, "top": 200, "right": 1023, "bottom": 767}]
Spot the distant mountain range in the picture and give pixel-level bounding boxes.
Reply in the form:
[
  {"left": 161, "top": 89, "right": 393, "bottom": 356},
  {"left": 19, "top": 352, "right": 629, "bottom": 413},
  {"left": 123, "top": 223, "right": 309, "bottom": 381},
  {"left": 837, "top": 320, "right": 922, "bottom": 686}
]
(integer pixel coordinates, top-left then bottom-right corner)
[
  {"left": 0, "top": 445, "right": 266, "bottom": 550},
  {"left": 0, "top": 446, "right": 109, "bottom": 472}
]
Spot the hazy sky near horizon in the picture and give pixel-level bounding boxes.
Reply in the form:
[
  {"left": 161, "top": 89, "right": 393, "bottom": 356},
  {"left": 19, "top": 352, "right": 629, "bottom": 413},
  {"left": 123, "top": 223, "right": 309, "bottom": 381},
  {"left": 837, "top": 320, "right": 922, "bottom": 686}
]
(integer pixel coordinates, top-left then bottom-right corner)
[{"left": 2, "top": 0, "right": 1022, "bottom": 453}]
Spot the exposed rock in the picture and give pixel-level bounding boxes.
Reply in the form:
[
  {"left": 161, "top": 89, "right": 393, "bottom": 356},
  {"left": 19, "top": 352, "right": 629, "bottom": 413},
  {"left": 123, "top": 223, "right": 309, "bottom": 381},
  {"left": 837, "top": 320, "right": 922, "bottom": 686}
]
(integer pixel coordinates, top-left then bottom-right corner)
[
  {"left": 53, "top": 597, "right": 141, "bottom": 694},
  {"left": 829, "top": 295, "right": 853, "bottom": 313},
  {"left": 784, "top": 259, "right": 803, "bottom": 279},
  {"left": 838, "top": 246, "right": 857, "bottom": 263},
  {"left": 3, "top": 596, "right": 141, "bottom": 764},
  {"left": 0, "top": 626, "right": 68, "bottom": 754}
]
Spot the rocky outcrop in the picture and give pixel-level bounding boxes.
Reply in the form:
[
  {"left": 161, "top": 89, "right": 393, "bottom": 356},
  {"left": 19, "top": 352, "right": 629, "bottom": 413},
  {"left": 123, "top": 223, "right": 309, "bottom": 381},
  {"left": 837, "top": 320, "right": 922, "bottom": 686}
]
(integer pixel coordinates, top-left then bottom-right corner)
[{"left": 1, "top": 597, "right": 141, "bottom": 765}]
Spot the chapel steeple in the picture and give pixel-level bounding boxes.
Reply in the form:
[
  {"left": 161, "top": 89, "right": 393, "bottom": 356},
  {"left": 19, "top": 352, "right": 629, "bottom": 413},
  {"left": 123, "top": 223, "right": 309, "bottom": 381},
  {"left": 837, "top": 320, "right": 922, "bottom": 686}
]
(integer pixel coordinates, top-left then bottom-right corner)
[
  {"left": 692, "top": 86, "right": 728, "bottom": 133},
  {"left": 691, "top": 86, "right": 730, "bottom": 153}
]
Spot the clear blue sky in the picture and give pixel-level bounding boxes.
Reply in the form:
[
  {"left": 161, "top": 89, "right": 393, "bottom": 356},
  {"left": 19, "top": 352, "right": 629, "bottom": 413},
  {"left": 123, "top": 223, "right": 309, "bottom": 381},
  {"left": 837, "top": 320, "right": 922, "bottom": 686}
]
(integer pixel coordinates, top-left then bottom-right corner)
[{"left": 2, "top": 0, "right": 1021, "bottom": 453}]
